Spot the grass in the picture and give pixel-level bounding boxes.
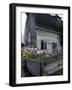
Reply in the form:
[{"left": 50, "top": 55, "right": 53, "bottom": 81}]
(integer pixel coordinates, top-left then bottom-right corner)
[{"left": 52, "top": 69, "right": 63, "bottom": 75}]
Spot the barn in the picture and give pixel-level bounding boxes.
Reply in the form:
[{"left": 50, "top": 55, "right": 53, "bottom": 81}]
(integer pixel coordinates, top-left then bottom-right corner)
[{"left": 23, "top": 13, "right": 63, "bottom": 54}]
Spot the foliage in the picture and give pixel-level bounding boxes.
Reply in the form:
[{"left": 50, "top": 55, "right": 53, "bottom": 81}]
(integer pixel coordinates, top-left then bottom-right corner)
[{"left": 21, "top": 50, "right": 56, "bottom": 61}]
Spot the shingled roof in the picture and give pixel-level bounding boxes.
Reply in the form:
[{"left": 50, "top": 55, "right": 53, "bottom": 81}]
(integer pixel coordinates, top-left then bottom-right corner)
[{"left": 34, "top": 13, "right": 63, "bottom": 34}]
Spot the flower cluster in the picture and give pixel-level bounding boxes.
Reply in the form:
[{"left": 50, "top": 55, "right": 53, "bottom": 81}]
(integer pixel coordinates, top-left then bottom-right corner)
[{"left": 21, "top": 47, "right": 56, "bottom": 61}]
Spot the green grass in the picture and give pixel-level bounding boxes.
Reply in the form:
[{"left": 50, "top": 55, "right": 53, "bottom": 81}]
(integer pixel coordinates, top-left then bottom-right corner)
[{"left": 52, "top": 69, "right": 63, "bottom": 75}]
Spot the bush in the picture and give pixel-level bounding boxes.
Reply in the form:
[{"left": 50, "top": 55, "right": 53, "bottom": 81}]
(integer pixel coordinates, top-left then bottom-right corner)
[
  {"left": 21, "top": 48, "right": 57, "bottom": 61},
  {"left": 21, "top": 50, "right": 32, "bottom": 58}
]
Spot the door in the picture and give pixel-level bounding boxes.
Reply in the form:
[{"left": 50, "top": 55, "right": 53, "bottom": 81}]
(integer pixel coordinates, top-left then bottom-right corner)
[{"left": 41, "top": 40, "right": 47, "bottom": 50}]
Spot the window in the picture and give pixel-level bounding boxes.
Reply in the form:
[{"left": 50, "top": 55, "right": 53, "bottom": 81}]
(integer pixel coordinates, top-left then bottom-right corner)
[
  {"left": 52, "top": 43, "right": 57, "bottom": 50},
  {"left": 41, "top": 40, "right": 47, "bottom": 50}
]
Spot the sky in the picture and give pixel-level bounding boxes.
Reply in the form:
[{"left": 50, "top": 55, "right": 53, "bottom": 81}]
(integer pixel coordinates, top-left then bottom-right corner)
[{"left": 21, "top": 13, "right": 27, "bottom": 43}]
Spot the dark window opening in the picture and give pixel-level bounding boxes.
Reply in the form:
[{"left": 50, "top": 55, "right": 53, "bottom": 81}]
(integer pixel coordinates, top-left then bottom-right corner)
[
  {"left": 52, "top": 43, "right": 57, "bottom": 50},
  {"left": 41, "top": 40, "right": 44, "bottom": 49},
  {"left": 41, "top": 40, "right": 47, "bottom": 50}
]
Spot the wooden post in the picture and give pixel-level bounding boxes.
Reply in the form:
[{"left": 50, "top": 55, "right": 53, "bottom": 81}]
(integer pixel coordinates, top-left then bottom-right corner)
[{"left": 40, "top": 61, "right": 43, "bottom": 76}]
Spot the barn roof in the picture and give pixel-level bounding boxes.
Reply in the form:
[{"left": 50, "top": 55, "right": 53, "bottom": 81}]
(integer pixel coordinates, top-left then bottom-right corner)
[{"left": 34, "top": 13, "right": 63, "bottom": 34}]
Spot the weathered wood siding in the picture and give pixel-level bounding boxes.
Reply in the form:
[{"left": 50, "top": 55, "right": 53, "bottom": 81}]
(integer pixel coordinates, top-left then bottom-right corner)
[
  {"left": 36, "top": 29, "right": 61, "bottom": 53},
  {"left": 24, "top": 13, "right": 36, "bottom": 48}
]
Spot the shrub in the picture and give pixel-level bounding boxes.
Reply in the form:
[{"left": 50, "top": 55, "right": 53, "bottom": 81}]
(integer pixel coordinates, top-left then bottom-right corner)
[{"left": 21, "top": 48, "right": 57, "bottom": 61}]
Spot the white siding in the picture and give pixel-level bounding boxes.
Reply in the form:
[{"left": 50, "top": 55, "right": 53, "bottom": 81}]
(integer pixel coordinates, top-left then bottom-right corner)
[{"left": 36, "top": 30, "right": 61, "bottom": 54}]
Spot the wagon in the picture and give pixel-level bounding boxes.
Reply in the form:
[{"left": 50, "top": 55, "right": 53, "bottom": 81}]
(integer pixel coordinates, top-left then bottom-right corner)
[{"left": 21, "top": 55, "right": 63, "bottom": 76}]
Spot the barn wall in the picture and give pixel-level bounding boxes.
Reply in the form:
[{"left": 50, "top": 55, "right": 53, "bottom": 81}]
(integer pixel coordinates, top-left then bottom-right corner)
[{"left": 36, "top": 29, "right": 61, "bottom": 54}]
